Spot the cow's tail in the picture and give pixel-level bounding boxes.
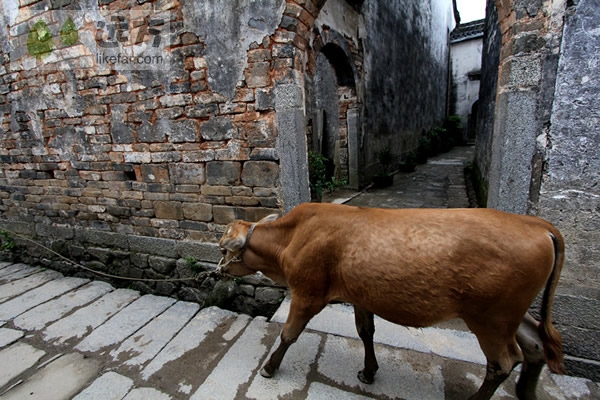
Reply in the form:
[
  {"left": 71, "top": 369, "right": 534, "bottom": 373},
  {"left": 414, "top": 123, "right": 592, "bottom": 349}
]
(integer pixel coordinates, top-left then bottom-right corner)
[{"left": 538, "top": 231, "right": 567, "bottom": 374}]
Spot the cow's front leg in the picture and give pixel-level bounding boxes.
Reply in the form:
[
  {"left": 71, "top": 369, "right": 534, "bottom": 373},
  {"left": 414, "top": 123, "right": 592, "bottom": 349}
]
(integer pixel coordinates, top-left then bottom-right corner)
[
  {"left": 354, "top": 305, "right": 379, "bottom": 384},
  {"left": 260, "top": 295, "right": 325, "bottom": 378}
]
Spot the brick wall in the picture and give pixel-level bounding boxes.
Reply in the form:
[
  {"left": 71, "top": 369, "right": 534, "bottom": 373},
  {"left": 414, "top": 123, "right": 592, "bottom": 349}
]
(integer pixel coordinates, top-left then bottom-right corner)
[{"left": 0, "top": 0, "right": 325, "bottom": 315}]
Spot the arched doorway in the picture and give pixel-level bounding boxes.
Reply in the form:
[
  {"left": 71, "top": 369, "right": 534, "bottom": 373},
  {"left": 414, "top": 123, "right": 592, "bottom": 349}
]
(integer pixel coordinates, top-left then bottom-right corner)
[{"left": 312, "top": 42, "right": 359, "bottom": 189}]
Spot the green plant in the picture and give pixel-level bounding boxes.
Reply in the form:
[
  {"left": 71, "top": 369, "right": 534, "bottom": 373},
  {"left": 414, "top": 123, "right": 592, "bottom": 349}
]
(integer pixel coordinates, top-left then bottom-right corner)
[
  {"left": 183, "top": 255, "right": 203, "bottom": 272},
  {"left": 399, "top": 150, "right": 417, "bottom": 172},
  {"left": 444, "top": 114, "right": 463, "bottom": 146},
  {"left": 308, "top": 151, "right": 345, "bottom": 200},
  {"left": 0, "top": 231, "right": 15, "bottom": 252},
  {"left": 425, "top": 126, "right": 449, "bottom": 155},
  {"left": 183, "top": 255, "right": 197, "bottom": 266},
  {"left": 376, "top": 145, "right": 394, "bottom": 175},
  {"left": 416, "top": 133, "right": 430, "bottom": 164}
]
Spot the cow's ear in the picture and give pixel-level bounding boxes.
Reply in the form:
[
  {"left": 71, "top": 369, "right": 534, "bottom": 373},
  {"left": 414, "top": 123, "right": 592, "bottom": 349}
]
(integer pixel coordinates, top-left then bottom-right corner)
[{"left": 257, "top": 214, "right": 279, "bottom": 224}]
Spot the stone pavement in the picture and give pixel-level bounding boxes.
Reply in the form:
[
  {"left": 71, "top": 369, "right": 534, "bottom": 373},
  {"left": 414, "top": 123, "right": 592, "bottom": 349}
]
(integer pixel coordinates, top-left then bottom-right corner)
[
  {"left": 0, "top": 145, "right": 599, "bottom": 399},
  {"left": 324, "top": 145, "right": 475, "bottom": 209},
  {"left": 0, "top": 261, "right": 598, "bottom": 400}
]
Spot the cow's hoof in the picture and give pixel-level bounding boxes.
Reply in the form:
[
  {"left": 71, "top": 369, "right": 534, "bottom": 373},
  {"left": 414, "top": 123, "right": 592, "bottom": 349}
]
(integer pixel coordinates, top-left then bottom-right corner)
[
  {"left": 260, "top": 367, "right": 273, "bottom": 378},
  {"left": 357, "top": 369, "right": 374, "bottom": 384}
]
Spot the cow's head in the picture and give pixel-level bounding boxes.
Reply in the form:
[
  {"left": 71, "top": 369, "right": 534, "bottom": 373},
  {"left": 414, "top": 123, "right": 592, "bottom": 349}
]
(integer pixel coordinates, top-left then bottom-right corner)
[{"left": 218, "top": 213, "right": 279, "bottom": 276}]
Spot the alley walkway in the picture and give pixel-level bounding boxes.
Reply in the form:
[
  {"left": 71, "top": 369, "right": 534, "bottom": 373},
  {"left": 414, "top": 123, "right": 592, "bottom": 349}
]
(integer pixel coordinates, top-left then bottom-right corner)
[
  {"left": 324, "top": 145, "right": 475, "bottom": 209},
  {"left": 0, "top": 145, "right": 598, "bottom": 399}
]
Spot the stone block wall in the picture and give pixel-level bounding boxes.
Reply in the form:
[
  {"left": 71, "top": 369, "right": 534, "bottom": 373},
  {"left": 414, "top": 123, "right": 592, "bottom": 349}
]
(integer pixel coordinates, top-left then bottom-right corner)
[{"left": 476, "top": 0, "right": 600, "bottom": 380}]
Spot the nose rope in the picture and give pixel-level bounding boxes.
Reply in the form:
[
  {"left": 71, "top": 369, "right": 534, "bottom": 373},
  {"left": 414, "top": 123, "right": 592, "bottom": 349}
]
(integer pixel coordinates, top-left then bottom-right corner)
[
  {"left": 217, "top": 223, "right": 257, "bottom": 274},
  {"left": 216, "top": 255, "right": 242, "bottom": 274}
]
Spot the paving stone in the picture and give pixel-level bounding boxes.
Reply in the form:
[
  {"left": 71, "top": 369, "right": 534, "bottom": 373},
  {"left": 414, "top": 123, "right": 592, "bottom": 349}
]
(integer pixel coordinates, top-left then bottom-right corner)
[
  {"left": 190, "top": 317, "right": 273, "bottom": 400},
  {"left": 146, "top": 312, "right": 253, "bottom": 397},
  {"left": 0, "top": 342, "right": 45, "bottom": 388},
  {"left": 0, "top": 261, "right": 13, "bottom": 269},
  {"left": 111, "top": 301, "right": 200, "bottom": 368},
  {"left": 344, "top": 146, "right": 474, "bottom": 210},
  {"left": 43, "top": 289, "right": 140, "bottom": 345},
  {"left": 0, "top": 269, "right": 63, "bottom": 304},
  {"left": 245, "top": 331, "right": 322, "bottom": 399},
  {"left": 273, "top": 297, "right": 486, "bottom": 365},
  {"left": 318, "top": 335, "right": 445, "bottom": 399},
  {"left": 0, "top": 327, "right": 24, "bottom": 348},
  {"left": 550, "top": 374, "right": 598, "bottom": 399},
  {"left": 122, "top": 387, "right": 172, "bottom": 400},
  {"left": 0, "top": 263, "right": 45, "bottom": 282},
  {"left": 306, "top": 382, "right": 374, "bottom": 400},
  {"left": 1, "top": 352, "right": 101, "bottom": 400},
  {"left": 75, "top": 295, "right": 176, "bottom": 353},
  {"left": 0, "top": 263, "right": 28, "bottom": 279},
  {"left": 0, "top": 277, "right": 89, "bottom": 321},
  {"left": 141, "top": 306, "right": 242, "bottom": 380},
  {"left": 13, "top": 281, "right": 114, "bottom": 331},
  {"left": 72, "top": 371, "right": 134, "bottom": 400}
]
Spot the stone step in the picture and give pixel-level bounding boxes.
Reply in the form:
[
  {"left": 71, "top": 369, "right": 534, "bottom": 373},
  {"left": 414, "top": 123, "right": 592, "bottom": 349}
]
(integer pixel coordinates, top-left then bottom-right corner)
[
  {"left": 245, "top": 331, "right": 323, "bottom": 399},
  {"left": 43, "top": 288, "right": 140, "bottom": 345},
  {"left": 72, "top": 371, "right": 133, "bottom": 400},
  {"left": 0, "top": 263, "right": 41, "bottom": 281},
  {"left": 0, "top": 261, "right": 13, "bottom": 270},
  {"left": 272, "top": 296, "right": 486, "bottom": 364},
  {"left": 0, "top": 342, "right": 46, "bottom": 389},
  {"left": 0, "top": 352, "right": 101, "bottom": 400},
  {"left": 0, "top": 262, "right": 598, "bottom": 400},
  {"left": 110, "top": 300, "right": 200, "bottom": 369},
  {"left": 190, "top": 316, "right": 278, "bottom": 399},
  {"left": 140, "top": 306, "right": 245, "bottom": 381},
  {"left": 75, "top": 294, "right": 176, "bottom": 353},
  {"left": 0, "top": 269, "right": 62, "bottom": 304},
  {"left": 13, "top": 281, "right": 114, "bottom": 331},
  {"left": 141, "top": 310, "right": 253, "bottom": 397},
  {"left": 0, "top": 327, "right": 24, "bottom": 348},
  {"left": 270, "top": 297, "right": 600, "bottom": 399},
  {"left": 0, "top": 277, "right": 89, "bottom": 321}
]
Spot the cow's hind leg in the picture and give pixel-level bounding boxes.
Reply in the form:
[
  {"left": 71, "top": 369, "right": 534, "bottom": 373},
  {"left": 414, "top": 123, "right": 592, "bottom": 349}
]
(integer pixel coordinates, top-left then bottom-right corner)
[
  {"left": 466, "top": 321, "right": 523, "bottom": 400},
  {"left": 260, "top": 295, "right": 325, "bottom": 378},
  {"left": 515, "top": 313, "right": 546, "bottom": 400},
  {"left": 354, "top": 305, "right": 379, "bottom": 384}
]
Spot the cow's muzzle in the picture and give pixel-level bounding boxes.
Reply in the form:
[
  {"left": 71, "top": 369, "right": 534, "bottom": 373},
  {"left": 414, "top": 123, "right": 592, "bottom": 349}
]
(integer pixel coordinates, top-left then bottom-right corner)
[{"left": 216, "top": 254, "right": 243, "bottom": 275}]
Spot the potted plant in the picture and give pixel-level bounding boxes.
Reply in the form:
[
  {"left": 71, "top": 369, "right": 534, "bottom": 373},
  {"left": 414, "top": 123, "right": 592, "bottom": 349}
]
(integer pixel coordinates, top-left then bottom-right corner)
[
  {"left": 308, "top": 152, "right": 345, "bottom": 201},
  {"left": 444, "top": 115, "right": 463, "bottom": 146},
  {"left": 416, "top": 132, "right": 430, "bottom": 164},
  {"left": 399, "top": 150, "right": 417, "bottom": 172},
  {"left": 373, "top": 145, "right": 395, "bottom": 188}
]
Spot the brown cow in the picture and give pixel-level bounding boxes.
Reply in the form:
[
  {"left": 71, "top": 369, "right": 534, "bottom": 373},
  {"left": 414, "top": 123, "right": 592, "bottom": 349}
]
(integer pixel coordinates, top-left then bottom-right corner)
[{"left": 218, "top": 203, "right": 566, "bottom": 400}]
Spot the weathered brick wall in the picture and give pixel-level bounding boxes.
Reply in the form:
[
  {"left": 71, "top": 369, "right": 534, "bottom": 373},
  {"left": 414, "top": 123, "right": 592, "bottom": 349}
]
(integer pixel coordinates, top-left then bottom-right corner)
[
  {"left": 0, "top": 0, "right": 320, "bottom": 315},
  {"left": 0, "top": 1, "right": 286, "bottom": 241},
  {"left": 0, "top": 0, "right": 461, "bottom": 317}
]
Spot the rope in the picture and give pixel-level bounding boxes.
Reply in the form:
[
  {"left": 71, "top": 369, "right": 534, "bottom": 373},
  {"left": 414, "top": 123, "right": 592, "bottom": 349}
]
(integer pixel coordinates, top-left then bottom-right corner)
[{"left": 0, "top": 228, "right": 220, "bottom": 283}]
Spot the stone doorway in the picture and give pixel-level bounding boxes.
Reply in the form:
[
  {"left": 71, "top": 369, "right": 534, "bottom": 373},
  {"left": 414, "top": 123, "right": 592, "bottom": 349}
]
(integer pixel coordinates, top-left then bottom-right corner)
[{"left": 312, "top": 42, "right": 359, "bottom": 189}]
